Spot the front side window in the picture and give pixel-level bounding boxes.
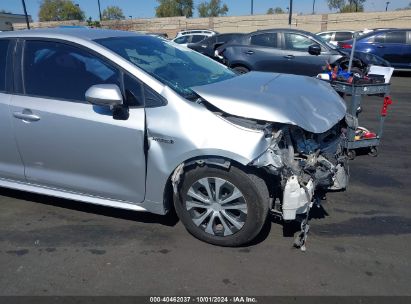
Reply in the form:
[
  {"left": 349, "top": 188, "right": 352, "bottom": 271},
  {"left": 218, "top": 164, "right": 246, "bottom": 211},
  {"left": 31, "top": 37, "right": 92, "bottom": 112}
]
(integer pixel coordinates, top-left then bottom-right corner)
[
  {"left": 96, "top": 36, "right": 235, "bottom": 98},
  {"left": 284, "top": 33, "right": 315, "bottom": 51},
  {"left": 250, "top": 33, "right": 278, "bottom": 48},
  {"left": 0, "top": 40, "right": 10, "bottom": 92},
  {"left": 23, "top": 40, "right": 120, "bottom": 102}
]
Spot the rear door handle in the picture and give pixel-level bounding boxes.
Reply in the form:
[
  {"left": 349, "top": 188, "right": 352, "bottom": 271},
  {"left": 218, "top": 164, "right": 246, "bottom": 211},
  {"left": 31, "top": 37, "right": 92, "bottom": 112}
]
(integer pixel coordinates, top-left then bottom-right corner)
[
  {"left": 245, "top": 50, "right": 254, "bottom": 55},
  {"left": 13, "top": 110, "right": 41, "bottom": 122},
  {"left": 377, "top": 45, "right": 385, "bottom": 48},
  {"left": 284, "top": 55, "right": 295, "bottom": 59}
]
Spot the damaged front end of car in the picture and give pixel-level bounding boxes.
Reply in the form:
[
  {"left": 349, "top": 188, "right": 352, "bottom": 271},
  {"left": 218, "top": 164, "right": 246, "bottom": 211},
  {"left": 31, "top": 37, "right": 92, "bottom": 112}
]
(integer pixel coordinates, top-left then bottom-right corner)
[
  {"left": 251, "top": 122, "right": 349, "bottom": 220},
  {"left": 191, "top": 72, "right": 351, "bottom": 249}
]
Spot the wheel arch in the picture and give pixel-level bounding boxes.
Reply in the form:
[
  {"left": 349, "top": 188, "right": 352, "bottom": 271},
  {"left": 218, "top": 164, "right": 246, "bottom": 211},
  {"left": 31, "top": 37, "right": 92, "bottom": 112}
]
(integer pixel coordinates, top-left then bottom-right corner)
[{"left": 161, "top": 155, "right": 273, "bottom": 214}]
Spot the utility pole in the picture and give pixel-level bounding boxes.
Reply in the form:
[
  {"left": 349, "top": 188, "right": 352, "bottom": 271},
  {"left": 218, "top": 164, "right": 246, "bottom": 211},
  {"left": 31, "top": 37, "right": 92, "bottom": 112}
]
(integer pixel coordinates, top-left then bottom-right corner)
[
  {"left": 288, "top": 0, "right": 293, "bottom": 26},
  {"left": 385, "top": 1, "right": 390, "bottom": 11},
  {"left": 97, "top": 0, "right": 102, "bottom": 21},
  {"left": 21, "top": 0, "right": 30, "bottom": 29},
  {"left": 251, "top": 0, "right": 254, "bottom": 15},
  {"left": 312, "top": 0, "right": 316, "bottom": 14}
]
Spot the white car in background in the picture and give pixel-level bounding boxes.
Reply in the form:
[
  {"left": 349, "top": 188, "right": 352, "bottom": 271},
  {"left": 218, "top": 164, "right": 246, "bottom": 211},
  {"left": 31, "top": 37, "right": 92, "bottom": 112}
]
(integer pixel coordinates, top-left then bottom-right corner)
[
  {"left": 316, "top": 30, "right": 355, "bottom": 46},
  {"left": 173, "top": 29, "right": 217, "bottom": 47}
]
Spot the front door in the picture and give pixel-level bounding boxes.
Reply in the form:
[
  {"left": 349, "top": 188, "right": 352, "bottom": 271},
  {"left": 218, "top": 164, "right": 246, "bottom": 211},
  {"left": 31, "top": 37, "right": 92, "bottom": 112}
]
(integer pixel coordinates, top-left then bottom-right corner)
[
  {"left": 282, "top": 32, "right": 330, "bottom": 76},
  {"left": 10, "top": 39, "right": 146, "bottom": 203}
]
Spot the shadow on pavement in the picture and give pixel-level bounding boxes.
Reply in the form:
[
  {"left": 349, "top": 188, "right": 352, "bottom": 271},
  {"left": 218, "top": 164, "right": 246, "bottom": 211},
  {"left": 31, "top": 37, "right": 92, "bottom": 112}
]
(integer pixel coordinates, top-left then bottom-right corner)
[{"left": 0, "top": 187, "right": 179, "bottom": 227}]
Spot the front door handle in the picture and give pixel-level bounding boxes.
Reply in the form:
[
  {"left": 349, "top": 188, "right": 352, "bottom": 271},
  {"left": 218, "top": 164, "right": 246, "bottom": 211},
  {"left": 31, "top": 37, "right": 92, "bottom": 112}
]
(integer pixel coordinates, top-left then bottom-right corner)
[
  {"left": 377, "top": 45, "right": 385, "bottom": 48},
  {"left": 13, "top": 110, "right": 41, "bottom": 122},
  {"left": 245, "top": 50, "right": 254, "bottom": 55},
  {"left": 284, "top": 55, "right": 295, "bottom": 59}
]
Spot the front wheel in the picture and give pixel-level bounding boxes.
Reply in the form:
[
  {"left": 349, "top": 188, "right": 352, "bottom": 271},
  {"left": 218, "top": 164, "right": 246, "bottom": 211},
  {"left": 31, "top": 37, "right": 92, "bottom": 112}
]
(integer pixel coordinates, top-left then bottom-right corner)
[
  {"left": 174, "top": 165, "right": 269, "bottom": 246},
  {"left": 232, "top": 66, "right": 250, "bottom": 74}
]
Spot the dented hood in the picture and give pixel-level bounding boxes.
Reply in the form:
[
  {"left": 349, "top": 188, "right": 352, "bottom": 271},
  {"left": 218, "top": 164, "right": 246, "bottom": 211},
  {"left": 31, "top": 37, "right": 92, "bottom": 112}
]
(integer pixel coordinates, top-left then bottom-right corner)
[{"left": 191, "top": 72, "right": 346, "bottom": 134}]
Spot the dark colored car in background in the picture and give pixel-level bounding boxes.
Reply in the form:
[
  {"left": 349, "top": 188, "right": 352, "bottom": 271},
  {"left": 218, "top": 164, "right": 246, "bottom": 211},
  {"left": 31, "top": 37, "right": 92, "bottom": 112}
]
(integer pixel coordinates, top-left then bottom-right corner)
[
  {"left": 217, "top": 28, "right": 389, "bottom": 76},
  {"left": 338, "top": 29, "right": 411, "bottom": 70},
  {"left": 187, "top": 33, "right": 245, "bottom": 59}
]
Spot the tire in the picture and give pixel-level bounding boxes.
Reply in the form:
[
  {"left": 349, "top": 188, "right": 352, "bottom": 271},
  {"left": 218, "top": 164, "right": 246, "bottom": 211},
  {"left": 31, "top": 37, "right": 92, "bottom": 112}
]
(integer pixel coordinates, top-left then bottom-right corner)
[
  {"left": 232, "top": 66, "right": 250, "bottom": 74},
  {"left": 174, "top": 164, "right": 269, "bottom": 247}
]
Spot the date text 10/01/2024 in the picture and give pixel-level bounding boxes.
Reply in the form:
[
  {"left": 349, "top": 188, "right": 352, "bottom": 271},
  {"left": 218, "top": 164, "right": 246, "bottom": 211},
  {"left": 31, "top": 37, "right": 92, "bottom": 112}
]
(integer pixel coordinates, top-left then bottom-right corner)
[{"left": 149, "top": 297, "right": 258, "bottom": 303}]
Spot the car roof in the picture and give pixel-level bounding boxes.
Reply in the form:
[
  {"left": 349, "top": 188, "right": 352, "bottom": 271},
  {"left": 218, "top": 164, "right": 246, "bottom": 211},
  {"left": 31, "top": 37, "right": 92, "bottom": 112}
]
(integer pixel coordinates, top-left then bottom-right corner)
[
  {"left": 0, "top": 28, "right": 140, "bottom": 41},
  {"left": 317, "top": 30, "right": 355, "bottom": 34},
  {"left": 357, "top": 28, "right": 411, "bottom": 40},
  {"left": 251, "top": 28, "right": 315, "bottom": 36}
]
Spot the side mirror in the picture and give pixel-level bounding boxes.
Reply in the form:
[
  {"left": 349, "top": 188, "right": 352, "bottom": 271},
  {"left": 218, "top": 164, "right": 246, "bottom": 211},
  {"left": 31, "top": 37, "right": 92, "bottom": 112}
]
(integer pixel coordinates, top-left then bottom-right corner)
[
  {"left": 85, "top": 84, "right": 123, "bottom": 107},
  {"left": 86, "top": 84, "right": 129, "bottom": 120},
  {"left": 308, "top": 44, "right": 321, "bottom": 56}
]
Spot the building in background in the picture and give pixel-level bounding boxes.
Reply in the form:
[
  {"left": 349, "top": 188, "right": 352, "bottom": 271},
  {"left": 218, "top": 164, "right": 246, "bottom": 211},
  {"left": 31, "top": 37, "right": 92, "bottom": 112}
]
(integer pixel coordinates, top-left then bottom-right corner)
[{"left": 0, "top": 12, "right": 32, "bottom": 31}]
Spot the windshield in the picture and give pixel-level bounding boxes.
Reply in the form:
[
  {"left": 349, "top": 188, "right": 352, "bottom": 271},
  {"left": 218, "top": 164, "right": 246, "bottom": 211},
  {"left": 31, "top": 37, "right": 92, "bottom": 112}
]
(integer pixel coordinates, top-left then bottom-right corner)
[{"left": 95, "top": 36, "right": 236, "bottom": 98}]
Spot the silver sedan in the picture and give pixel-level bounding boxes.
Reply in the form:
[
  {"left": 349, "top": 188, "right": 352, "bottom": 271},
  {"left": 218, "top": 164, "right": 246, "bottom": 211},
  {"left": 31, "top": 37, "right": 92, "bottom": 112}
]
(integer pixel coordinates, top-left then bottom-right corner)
[{"left": 0, "top": 28, "right": 348, "bottom": 246}]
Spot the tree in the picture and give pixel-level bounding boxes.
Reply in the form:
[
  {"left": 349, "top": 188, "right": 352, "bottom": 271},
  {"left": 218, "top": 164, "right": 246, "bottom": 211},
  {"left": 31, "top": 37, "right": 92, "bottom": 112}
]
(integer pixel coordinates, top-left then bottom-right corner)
[
  {"left": 327, "top": 0, "right": 366, "bottom": 12},
  {"left": 102, "top": 6, "right": 125, "bottom": 20},
  {"left": 267, "top": 7, "right": 284, "bottom": 14},
  {"left": 155, "top": 0, "right": 194, "bottom": 18},
  {"left": 38, "top": 0, "right": 85, "bottom": 21},
  {"left": 198, "top": 0, "right": 228, "bottom": 17},
  {"left": 327, "top": 0, "right": 347, "bottom": 11}
]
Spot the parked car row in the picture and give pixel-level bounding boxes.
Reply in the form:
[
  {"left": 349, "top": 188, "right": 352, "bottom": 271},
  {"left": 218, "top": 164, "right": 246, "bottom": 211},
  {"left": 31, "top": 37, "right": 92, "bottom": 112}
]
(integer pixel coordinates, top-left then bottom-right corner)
[{"left": 171, "top": 27, "right": 409, "bottom": 75}]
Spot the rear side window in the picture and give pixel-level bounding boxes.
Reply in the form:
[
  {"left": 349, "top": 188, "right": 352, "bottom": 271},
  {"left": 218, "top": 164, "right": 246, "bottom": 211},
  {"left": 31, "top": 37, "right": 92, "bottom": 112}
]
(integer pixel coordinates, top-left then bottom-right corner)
[
  {"left": 335, "top": 32, "right": 353, "bottom": 41},
  {"left": 250, "top": 33, "right": 278, "bottom": 48},
  {"left": 0, "top": 40, "right": 10, "bottom": 92},
  {"left": 23, "top": 40, "right": 120, "bottom": 102},
  {"left": 191, "top": 35, "right": 207, "bottom": 43},
  {"left": 385, "top": 31, "right": 406, "bottom": 43}
]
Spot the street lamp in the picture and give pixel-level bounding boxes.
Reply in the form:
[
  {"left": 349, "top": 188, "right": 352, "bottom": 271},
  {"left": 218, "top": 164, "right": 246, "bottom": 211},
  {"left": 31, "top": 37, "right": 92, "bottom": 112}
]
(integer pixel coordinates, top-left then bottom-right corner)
[
  {"left": 288, "top": 0, "right": 293, "bottom": 26},
  {"left": 97, "top": 0, "right": 102, "bottom": 21},
  {"left": 312, "top": 0, "right": 316, "bottom": 14},
  {"left": 21, "top": 0, "right": 30, "bottom": 29},
  {"left": 251, "top": 0, "right": 254, "bottom": 15},
  {"left": 385, "top": 1, "right": 390, "bottom": 11}
]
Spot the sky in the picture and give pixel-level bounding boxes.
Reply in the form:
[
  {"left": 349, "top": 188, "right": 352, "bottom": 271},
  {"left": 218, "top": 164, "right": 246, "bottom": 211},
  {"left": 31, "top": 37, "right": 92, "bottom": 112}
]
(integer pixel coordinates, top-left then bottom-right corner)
[{"left": 1, "top": 0, "right": 410, "bottom": 21}]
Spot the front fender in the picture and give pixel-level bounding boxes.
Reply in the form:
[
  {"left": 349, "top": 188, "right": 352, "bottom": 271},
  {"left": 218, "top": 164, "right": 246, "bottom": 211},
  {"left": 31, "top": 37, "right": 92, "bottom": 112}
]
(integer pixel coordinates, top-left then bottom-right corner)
[{"left": 143, "top": 87, "right": 271, "bottom": 212}]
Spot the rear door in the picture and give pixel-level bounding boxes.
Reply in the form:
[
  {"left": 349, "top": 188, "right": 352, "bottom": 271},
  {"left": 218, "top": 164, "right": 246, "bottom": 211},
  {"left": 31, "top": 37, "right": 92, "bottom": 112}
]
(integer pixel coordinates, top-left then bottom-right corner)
[
  {"left": 372, "top": 30, "right": 406, "bottom": 68},
  {"left": 242, "top": 32, "right": 284, "bottom": 72},
  {"left": 10, "top": 39, "right": 146, "bottom": 203},
  {"left": 0, "top": 39, "right": 26, "bottom": 182}
]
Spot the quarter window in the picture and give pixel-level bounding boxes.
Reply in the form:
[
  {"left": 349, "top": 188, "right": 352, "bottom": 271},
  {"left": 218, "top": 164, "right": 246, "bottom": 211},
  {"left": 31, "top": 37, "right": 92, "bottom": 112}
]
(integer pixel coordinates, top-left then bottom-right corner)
[
  {"left": 23, "top": 40, "right": 120, "bottom": 102},
  {"left": 123, "top": 73, "right": 144, "bottom": 107},
  {"left": 0, "top": 40, "right": 9, "bottom": 92}
]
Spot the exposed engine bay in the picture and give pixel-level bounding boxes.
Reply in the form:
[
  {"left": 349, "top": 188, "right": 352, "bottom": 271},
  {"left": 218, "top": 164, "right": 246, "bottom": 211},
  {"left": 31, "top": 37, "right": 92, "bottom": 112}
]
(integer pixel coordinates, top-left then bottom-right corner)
[{"left": 223, "top": 114, "right": 349, "bottom": 250}]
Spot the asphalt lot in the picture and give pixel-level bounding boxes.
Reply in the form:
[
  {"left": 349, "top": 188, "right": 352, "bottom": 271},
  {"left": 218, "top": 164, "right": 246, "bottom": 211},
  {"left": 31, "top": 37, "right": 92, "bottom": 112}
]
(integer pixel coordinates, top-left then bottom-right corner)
[{"left": 0, "top": 75, "right": 410, "bottom": 296}]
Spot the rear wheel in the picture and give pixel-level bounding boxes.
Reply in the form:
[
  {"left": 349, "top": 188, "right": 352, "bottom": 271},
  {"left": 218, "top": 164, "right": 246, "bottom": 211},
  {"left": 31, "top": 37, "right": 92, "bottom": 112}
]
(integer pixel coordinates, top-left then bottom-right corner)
[{"left": 174, "top": 165, "right": 269, "bottom": 246}]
